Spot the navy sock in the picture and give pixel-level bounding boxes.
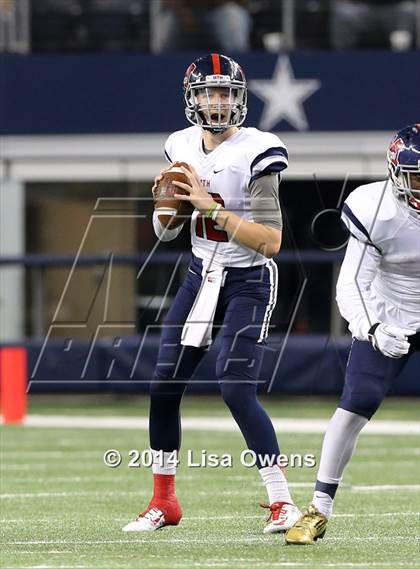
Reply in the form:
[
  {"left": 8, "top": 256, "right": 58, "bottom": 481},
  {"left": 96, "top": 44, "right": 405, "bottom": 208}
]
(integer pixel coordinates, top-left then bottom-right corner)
[
  {"left": 315, "top": 479, "right": 339, "bottom": 499},
  {"left": 149, "top": 380, "right": 186, "bottom": 451}
]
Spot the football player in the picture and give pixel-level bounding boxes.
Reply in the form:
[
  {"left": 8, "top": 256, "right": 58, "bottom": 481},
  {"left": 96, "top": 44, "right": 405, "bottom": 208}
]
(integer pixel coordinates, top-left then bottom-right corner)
[
  {"left": 285, "top": 124, "right": 420, "bottom": 545},
  {"left": 123, "top": 53, "right": 301, "bottom": 533}
]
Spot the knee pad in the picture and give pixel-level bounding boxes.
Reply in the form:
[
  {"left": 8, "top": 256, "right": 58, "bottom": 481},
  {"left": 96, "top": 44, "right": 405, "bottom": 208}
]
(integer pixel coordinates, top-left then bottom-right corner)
[{"left": 339, "top": 373, "right": 387, "bottom": 419}]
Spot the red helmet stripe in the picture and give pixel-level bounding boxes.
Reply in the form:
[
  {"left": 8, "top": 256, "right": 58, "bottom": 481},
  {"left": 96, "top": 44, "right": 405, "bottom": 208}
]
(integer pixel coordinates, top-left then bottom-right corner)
[{"left": 211, "top": 53, "right": 221, "bottom": 75}]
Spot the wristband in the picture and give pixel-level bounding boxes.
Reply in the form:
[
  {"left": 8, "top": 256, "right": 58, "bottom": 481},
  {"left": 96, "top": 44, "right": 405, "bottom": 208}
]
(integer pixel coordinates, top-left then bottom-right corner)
[
  {"left": 205, "top": 202, "right": 218, "bottom": 219},
  {"left": 367, "top": 322, "right": 381, "bottom": 345},
  {"left": 211, "top": 203, "right": 222, "bottom": 221}
]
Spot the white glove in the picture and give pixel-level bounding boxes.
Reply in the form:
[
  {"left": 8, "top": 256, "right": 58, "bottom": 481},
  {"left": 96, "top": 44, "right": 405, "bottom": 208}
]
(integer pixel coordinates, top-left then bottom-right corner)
[{"left": 369, "top": 323, "right": 416, "bottom": 358}]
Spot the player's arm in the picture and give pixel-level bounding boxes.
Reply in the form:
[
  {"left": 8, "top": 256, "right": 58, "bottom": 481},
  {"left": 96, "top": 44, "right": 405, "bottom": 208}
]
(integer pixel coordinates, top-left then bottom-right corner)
[
  {"left": 336, "top": 235, "right": 381, "bottom": 340},
  {"left": 174, "top": 167, "right": 282, "bottom": 258},
  {"left": 214, "top": 173, "right": 282, "bottom": 258},
  {"left": 152, "top": 166, "right": 184, "bottom": 242},
  {"left": 336, "top": 235, "right": 414, "bottom": 356},
  {"left": 215, "top": 210, "right": 281, "bottom": 258}
]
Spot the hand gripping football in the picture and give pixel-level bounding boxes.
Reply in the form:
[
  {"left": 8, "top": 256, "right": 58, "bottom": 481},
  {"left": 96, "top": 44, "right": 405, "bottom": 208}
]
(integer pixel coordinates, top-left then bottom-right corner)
[{"left": 154, "top": 162, "right": 194, "bottom": 228}]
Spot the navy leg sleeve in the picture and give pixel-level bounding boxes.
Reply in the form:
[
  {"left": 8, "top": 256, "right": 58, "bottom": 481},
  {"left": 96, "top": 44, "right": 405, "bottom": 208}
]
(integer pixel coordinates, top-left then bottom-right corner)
[
  {"left": 216, "top": 264, "right": 281, "bottom": 468},
  {"left": 219, "top": 380, "right": 281, "bottom": 468},
  {"left": 150, "top": 270, "right": 206, "bottom": 451}
]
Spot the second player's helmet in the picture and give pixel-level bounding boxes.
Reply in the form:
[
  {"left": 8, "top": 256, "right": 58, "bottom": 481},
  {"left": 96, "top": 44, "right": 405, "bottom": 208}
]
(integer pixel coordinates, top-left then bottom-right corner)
[
  {"left": 387, "top": 123, "right": 420, "bottom": 213},
  {"left": 183, "top": 53, "right": 247, "bottom": 133}
]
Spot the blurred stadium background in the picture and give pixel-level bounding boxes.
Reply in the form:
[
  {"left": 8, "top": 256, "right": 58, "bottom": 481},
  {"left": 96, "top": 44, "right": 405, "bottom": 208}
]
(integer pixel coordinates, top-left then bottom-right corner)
[{"left": 1, "top": 2, "right": 419, "bottom": 568}]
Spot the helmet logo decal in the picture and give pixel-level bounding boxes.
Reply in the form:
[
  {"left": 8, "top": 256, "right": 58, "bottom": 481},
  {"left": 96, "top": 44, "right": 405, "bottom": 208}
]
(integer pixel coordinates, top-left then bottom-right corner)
[
  {"left": 183, "top": 63, "right": 196, "bottom": 90},
  {"left": 388, "top": 137, "right": 405, "bottom": 166}
]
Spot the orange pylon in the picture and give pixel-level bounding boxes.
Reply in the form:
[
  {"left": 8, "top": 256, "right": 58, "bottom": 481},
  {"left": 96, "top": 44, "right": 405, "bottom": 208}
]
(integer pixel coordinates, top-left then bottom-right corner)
[{"left": 0, "top": 347, "right": 27, "bottom": 424}]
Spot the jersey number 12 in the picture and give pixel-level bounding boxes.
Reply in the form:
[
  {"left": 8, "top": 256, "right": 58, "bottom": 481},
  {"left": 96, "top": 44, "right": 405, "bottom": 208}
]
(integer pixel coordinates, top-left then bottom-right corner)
[{"left": 195, "top": 193, "right": 229, "bottom": 242}]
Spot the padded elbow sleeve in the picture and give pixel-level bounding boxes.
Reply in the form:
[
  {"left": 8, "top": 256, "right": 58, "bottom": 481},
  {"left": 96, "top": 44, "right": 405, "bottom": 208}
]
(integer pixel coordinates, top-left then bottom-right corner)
[{"left": 152, "top": 211, "right": 184, "bottom": 242}]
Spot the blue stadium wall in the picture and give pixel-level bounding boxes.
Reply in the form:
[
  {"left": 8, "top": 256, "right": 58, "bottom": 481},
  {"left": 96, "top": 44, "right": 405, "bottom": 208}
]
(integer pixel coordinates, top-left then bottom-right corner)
[
  {"left": 0, "top": 335, "right": 418, "bottom": 395},
  {"left": 1, "top": 51, "right": 419, "bottom": 134}
]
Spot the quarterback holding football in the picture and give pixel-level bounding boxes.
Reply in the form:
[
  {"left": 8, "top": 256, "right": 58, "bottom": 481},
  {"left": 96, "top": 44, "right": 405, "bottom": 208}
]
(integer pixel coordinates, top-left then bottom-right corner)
[
  {"left": 123, "top": 53, "right": 301, "bottom": 533},
  {"left": 286, "top": 124, "right": 420, "bottom": 544}
]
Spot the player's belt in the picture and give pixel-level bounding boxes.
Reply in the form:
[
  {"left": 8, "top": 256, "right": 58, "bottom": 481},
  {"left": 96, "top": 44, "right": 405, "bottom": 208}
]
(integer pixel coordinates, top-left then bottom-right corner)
[{"left": 190, "top": 254, "right": 266, "bottom": 275}]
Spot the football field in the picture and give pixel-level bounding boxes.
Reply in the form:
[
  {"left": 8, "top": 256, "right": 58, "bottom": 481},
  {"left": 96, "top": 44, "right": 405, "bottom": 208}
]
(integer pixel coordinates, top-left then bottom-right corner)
[{"left": 1, "top": 395, "right": 419, "bottom": 569}]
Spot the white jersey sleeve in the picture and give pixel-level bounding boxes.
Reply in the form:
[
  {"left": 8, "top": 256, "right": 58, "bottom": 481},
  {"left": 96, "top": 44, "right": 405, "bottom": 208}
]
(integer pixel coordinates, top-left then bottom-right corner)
[
  {"left": 337, "top": 185, "right": 386, "bottom": 339},
  {"left": 246, "top": 130, "right": 288, "bottom": 183},
  {"left": 341, "top": 187, "right": 383, "bottom": 253},
  {"left": 336, "top": 235, "right": 381, "bottom": 340}
]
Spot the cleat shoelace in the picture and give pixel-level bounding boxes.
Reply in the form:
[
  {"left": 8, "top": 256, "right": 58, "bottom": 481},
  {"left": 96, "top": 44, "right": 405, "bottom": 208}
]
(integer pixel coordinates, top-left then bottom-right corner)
[
  {"left": 260, "top": 502, "right": 287, "bottom": 523},
  {"left": 294, "top": 509, "right": 314, "bottom": 528},
  {"left": 136, "top": 507, "right": 162, "bottom": 523},
  {"left": 294, "top": 506, "right": 325, "bottom": 532}
]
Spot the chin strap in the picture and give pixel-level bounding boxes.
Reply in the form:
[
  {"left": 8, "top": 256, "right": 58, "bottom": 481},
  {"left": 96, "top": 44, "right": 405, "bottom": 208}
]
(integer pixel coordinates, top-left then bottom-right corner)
[
  {"left": 208, "top": 128, "right": 228, "bottom": 135},
  {"left": 201, "top": 123, "right": 229, "bottom": 135}
]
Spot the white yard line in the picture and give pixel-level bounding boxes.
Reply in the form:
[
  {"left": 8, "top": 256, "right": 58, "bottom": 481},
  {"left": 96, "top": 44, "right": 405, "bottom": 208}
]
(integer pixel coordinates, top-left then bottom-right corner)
[
  {"left": 13, "top": 565, "right": 416, "bottom": 569},
  {"left": 185, "top": 511, "right": 420, "bottom": 520},
  {"left": 186, "top": 564, "right": 406, "bottom": 569},
  {"left": 179, "top": 565, "right": 418, "bottom": 568},
  {"left": 0, "top": 490, "right": 147, "bottom": 499},
  {"left": 4, "top": 536, "right": 414, "bottom": 546},
  {"left": 19, "top": 566, "right": 90, "bottom": 569},
  {"left": 1, "top": 512, "right": 418, "bottom": 524},
  {"left": 351, "top": 484, "right": 420, "bottom": 492},
  {"left": 1, "top": 484, "right": 419, "bottom": 500},
  {"left": 0, "top": 476, "right": 118, "bottom": 483},
  {"left": 14, "top": 565, "right": 415, "bottom": 569},
  {"left": 332, "top": 511, "right": 419, "bottom": 517},
  {"left": 19, "top": 415, "right": 420, "bottom": 436}
]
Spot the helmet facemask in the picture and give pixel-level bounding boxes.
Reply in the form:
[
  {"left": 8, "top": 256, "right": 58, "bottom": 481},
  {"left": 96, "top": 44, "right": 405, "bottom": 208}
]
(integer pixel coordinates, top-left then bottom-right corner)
[
  {"left": 388, "top": 158, "right": 420, "bottom": 214},
  {"left": 185, "top": 77, "right": 247, "bottom": 133}
]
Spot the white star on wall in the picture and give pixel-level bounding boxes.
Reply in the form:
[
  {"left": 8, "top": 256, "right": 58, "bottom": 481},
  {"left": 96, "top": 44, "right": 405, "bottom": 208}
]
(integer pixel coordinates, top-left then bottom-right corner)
[{"left": 249, "top": 56, "right": 321, "bottom": 131}]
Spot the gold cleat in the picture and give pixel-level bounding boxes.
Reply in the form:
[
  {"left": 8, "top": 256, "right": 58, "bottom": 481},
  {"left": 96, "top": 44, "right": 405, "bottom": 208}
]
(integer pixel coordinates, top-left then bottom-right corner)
[{"left": 284, "top": 504, "right": 328, "bottom": 545}]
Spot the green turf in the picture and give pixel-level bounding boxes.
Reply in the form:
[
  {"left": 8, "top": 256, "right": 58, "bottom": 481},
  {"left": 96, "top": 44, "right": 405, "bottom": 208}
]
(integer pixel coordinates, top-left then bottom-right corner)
[
  {"left": 1, "top": 396, "right": 419, "bottom": 569},
  {"left": 27, "top": 394, "right": 420, "bottom": 421}
]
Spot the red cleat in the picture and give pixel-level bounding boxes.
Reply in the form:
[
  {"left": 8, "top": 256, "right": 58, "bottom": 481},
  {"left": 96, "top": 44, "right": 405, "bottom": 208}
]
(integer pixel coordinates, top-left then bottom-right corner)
[{"left": 122, "top": 495, "right": 182, "bottom": 532}]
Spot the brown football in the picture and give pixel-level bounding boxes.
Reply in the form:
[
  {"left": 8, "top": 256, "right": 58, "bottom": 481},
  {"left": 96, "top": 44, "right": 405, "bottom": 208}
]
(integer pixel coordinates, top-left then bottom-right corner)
[{"left": 154, "top": 161, "right": 194, "bottom": 228}]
